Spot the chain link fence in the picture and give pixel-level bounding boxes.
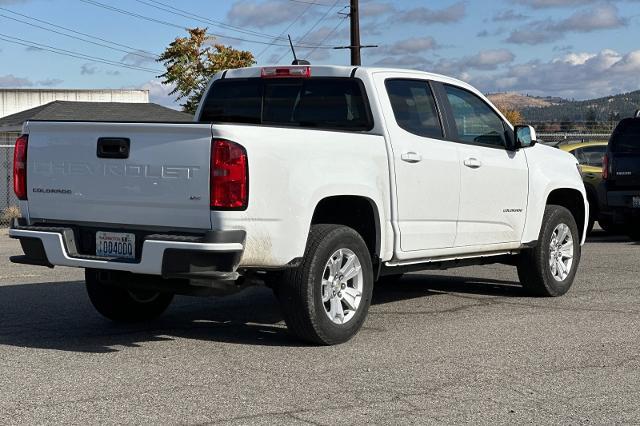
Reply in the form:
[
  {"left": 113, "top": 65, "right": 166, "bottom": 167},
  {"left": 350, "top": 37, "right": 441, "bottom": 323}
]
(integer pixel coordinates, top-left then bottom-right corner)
[{"left": 1, "top": 132, "right": 20, "bottom": 227}]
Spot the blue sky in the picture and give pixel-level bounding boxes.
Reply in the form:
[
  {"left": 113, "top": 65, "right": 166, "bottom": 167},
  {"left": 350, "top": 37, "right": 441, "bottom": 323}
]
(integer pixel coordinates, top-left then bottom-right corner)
[{"left": 0, "top": 0, "right": 639, "bottom": 107}]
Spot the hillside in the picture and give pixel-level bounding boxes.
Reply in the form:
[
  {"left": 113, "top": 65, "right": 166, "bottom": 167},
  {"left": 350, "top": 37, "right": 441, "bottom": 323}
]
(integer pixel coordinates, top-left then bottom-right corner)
[
  {"left": 486, "top": 92, "right": 564, "bottom": 111},
  {"left": 488, "top": 90, "right": 640, "bottom": 123}
]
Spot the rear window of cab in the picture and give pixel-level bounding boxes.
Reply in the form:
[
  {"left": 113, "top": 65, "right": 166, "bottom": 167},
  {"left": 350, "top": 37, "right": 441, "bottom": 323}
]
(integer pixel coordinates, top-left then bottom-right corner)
[{"left": 199, "top": 77, "right": 373, "bottom": 132}]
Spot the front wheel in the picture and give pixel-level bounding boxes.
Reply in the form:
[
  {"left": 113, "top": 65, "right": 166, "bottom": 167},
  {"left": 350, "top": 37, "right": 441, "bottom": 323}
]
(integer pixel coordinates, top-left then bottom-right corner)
[
  {"left": 517, "top": 205, "right": 581, "bottom": 297},
  {"left": 276, "top": 225, "right": 374, "bottom": 345},
  {"left": 85, "top": 269, "right": 174, "bottom": 322}
]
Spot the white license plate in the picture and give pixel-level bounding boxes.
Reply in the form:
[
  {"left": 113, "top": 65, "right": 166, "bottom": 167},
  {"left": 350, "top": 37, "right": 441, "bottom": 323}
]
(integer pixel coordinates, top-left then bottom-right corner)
[
  {"left": 96, "top": 232, "right": 135, "bottom": 259},
  {"left": 633, "top": 196, "right": 640, "bottom": 209}
]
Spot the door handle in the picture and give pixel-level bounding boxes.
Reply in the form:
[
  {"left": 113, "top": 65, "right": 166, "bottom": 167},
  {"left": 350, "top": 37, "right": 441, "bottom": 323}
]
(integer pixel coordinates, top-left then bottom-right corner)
[
  {"left": 401, "top": 152, "right": 422, "bottom": 163},
  {"left": 463, "top": 157, "right": 482, "bottom": 169},
  {"left": 97, "top": 137, "right": 130, "bottom": 159}
]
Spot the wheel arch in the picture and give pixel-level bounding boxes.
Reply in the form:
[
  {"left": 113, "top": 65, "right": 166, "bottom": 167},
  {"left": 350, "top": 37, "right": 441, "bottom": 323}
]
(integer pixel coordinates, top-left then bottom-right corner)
[
  {"left": 309, "top": 195, "right": 382, "bottom": 261},
  {"left": 546, "top": 188, "right": 587, "bottom": 241}
]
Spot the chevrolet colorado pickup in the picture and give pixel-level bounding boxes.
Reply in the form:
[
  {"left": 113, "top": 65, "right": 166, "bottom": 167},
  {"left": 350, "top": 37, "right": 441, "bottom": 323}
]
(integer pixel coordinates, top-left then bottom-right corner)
[{"left": 10, "top": 65, "right": 588, "bottom": 345}]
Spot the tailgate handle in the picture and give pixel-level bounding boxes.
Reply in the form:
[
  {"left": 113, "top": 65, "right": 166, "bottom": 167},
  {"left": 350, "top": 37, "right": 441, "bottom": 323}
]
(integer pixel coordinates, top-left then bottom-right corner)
[{"left": 97, "top": 138, "right": 130, "bottom": 159}]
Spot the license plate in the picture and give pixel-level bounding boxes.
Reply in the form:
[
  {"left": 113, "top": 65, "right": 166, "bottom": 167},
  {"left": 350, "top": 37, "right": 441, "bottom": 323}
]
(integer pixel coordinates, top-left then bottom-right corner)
[
  {"left": 96, "top": 232, "right": 135, "bottom": 259},
  {"left": 634, "top": 196, "right": 640, "bottom": 209}
]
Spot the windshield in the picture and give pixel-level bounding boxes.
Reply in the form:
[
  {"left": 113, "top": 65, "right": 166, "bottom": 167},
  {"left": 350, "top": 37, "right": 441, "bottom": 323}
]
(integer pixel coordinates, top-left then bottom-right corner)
[{"left": 199, "top": 77, "right": 373, "bottom": 132}]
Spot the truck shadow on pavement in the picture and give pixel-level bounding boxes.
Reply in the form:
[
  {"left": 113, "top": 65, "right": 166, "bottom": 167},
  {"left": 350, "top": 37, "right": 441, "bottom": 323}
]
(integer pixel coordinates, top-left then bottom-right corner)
[{"left": 0, "top": 274, "right": 525, "bottom": 353}]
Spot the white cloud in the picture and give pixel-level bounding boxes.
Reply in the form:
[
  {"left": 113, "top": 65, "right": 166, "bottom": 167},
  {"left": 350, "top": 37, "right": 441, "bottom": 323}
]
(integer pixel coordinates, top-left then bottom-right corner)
[
  {"left": 472, "top": 49, "right": 640, "bottom": 99},
  {"left": 372, "top": 36, "right": 440, "bottom": 56},
  {"left": 36, "top": 78, "right": 63, "bottom": 87},
  {"left": 507, "top": 4, "right": 627, "bottom": 45},
  {"left": 0, "top": 74, "right": 32, "bottom": 87},
  {"left": 80, "top": 63, "right": 97, "bottom": 75},
  {"left": 227, "top": 0, "right": 311, "bottom": 29},
  {"left": 360, "top": 1, "right": 395, "bottom": 18},
  {"left": 515, "top": 0, "right": 597, "bottom": 8},
  {"left": 493, "top": 10, "right": 529, "bottom": 21},
  {"left": 121, "top": 50, "right": 158, "bottom": 67},
  {"left": 391, "top": 2, "right": 466, "bottom": 25},
  {"left": 139, "top": 79, "right": 179, "bottom": 109}
]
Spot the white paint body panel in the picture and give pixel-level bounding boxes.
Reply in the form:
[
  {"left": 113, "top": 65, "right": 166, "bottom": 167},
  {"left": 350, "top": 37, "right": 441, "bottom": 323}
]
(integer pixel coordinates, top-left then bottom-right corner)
[
  {"left": 17, "top": 66, "right": 587, "bottom": 276},
  {"left": 371, "top": 72, "right": 461, "bottom": 252},
  {"left": 24, "top": 122, "right": 213, "bottom": 230},
  {"left": 455, "top": 145, "right": 529, "bottom": 247}
]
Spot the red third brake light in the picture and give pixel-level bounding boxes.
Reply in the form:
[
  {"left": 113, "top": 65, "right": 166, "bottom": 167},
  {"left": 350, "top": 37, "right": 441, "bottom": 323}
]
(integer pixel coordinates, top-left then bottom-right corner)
[
  {"left": 210, "top": 139, "right": 248, "bottom": 210},
  {"left": 261, "top": 66, "right": 311, "bottom": 78},
  {"left": 602, "top": 152, "right": 609, "bottom": 180},
  {"left": 13, "top": 134, "right": 28, "bottom": 200}
]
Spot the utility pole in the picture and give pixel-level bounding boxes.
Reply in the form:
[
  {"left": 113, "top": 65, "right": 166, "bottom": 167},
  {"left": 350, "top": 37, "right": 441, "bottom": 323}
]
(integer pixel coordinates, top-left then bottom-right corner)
[
  {"left": 349, "top": 0, "right": 361, "bottom": 66},
  {"left": 334, "top": 0, "right": 376, "bottom": 64}
]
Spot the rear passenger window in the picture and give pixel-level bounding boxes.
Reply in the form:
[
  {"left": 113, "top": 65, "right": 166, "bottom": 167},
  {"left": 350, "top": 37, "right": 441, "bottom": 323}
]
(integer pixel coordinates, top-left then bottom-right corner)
[
  {"left": 444, "top": 85, "right": 507, "bottom": 148},
  {"left": 385, "top": 79, "right": 443, "bottom": 139}
]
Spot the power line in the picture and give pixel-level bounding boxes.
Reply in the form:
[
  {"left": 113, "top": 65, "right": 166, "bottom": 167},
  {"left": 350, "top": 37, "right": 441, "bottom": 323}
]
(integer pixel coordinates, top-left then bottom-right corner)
[
  {"left": 306, "top": 16, "right": 348, "bottom": 59},
  {"left": 276, "top": 0, "right": 343, "bottom": 63},
  {"left": 256, "top": 2, "right": 315, "bottom": 60},
  {"left": 0, "top": 6, "right": 158, "bottom": 58},
  {"left": 0, "top": 12, "right": 158, "bottom": 61},
  {"left": 287, "top": 0, "right": 337, "bottom": 7},
  {"left": 0, "top": 32, "right": 163, "bottom": 73},
  {"left": 133, "top": 0, "right": 290, "bottom": 42},
  {"left": 78, "top": 0, "right": 339, "bottom": 49}
]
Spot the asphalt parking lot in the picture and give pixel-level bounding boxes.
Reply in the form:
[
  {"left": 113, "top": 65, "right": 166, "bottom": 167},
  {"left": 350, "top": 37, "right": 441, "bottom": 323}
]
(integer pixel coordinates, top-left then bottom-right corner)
[{"left": 0, "top": 228, "right": 639, "bottom": 425}]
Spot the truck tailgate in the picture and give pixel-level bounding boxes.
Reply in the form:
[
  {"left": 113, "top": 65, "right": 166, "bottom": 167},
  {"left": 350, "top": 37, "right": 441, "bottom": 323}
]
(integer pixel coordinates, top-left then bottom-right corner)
[{"left": 25, "top": 121, "right": 213, "bottom": 229}]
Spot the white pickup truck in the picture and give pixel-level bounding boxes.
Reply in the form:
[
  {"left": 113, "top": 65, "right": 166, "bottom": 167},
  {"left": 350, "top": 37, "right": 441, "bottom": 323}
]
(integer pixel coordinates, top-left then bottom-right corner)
[{"left": 10, "top": 65, "right": 587, "bottom": 345}]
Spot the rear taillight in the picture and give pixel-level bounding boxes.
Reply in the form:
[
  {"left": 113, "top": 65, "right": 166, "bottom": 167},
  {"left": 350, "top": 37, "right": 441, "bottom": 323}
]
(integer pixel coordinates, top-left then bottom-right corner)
[
  {"left": 210, "top": 139, "right": 248, "bottom": 210},
  {"left": 602, "top": 153, "right": 609, "bottom": 180},
  {"left": 13, "top": 134, "right": 28, "bottom": 200}
]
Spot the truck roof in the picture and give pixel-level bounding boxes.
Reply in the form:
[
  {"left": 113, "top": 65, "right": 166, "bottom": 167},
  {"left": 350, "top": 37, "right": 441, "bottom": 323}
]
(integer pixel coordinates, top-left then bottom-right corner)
[{"left": 221, "top": 65, "right": 475, "bottom": 92}]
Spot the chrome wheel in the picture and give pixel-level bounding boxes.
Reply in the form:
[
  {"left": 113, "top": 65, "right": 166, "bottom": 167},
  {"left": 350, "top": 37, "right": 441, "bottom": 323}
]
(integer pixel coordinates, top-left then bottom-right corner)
[
  {"left": 321, "top": 248, "right": 363, "bottom": 325},
  {"left": 549, "top": 223, "right": 574, "bottom": 282}
]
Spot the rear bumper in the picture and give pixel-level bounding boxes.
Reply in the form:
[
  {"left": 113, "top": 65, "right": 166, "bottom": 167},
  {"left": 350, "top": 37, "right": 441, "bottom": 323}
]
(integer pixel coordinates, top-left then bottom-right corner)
[
  {"left": 9, "top": 219, "right": 245, "bottom": 280},
  {"left": 597, "top": 187, "right": 640, "bottom": 223}
]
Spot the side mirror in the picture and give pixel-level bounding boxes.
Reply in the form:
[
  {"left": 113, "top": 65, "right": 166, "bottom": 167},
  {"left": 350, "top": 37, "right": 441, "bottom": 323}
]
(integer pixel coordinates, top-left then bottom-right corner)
[{"left": 514, "top": 125, "right": 537, "bottom": 149}]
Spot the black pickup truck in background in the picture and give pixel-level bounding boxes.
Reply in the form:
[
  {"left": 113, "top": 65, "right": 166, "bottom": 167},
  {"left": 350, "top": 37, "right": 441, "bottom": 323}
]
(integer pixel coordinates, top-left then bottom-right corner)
[{"left": 599, "top": 116, "right": 640, "bottom": 240}]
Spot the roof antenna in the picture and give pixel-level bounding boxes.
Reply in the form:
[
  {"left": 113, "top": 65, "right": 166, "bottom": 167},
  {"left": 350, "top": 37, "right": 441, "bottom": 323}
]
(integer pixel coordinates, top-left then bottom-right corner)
[{"left": 288, "top": 34, "right": 310, "bottom": 66}]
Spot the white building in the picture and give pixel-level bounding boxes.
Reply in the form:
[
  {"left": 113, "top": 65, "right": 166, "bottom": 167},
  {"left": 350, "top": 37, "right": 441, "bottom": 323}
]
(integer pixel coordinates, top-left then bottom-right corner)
[{"left": 0, "top": 89, "right": 149, "bottom": 119}]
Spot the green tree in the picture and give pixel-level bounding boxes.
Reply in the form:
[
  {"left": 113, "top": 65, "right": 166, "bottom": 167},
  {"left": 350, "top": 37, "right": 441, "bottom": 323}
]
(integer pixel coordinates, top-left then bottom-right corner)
[{"left": 158, "top": 28, "right": 255, "bottom": 114}]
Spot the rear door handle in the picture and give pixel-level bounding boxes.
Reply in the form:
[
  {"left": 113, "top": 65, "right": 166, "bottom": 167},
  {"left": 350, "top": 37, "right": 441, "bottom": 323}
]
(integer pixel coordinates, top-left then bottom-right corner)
[
  {"left": 401, "top": 152, "right": 422, "bottom": 163},
  {"left": 463, "top": 157, "right": 482, "bottom": 169},
  {"left": 97, "top": 137, "right": 130, "bottom": 159}
]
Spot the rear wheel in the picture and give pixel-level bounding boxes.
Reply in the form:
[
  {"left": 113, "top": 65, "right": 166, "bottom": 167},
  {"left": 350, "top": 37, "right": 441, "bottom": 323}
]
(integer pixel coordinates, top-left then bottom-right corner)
[
  {"left": 276, "top": 225, "right": 374, "bottom": 345},
  {"left": 85, "top": 269, "right": 174, "bottom": 322},
  {"left": 517, "top": 205, "right": 581, "bottom": 297}
]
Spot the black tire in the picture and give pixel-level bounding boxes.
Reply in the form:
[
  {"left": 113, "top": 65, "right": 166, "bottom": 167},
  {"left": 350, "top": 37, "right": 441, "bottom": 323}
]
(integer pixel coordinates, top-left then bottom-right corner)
[
  {"left": 276, "top": 225, "right": 374, "bottom": 345},
  {"left": 85, "top": 269, "right": 174, "bottom": 323},
  {"left": 517, "top": 205, "right": 581, "bottom": 297}
]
